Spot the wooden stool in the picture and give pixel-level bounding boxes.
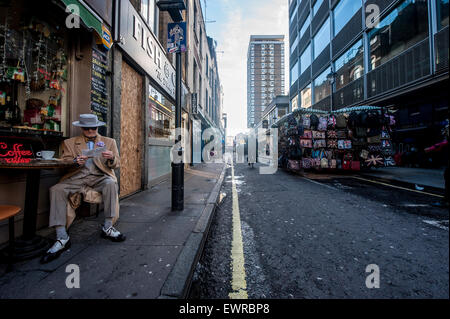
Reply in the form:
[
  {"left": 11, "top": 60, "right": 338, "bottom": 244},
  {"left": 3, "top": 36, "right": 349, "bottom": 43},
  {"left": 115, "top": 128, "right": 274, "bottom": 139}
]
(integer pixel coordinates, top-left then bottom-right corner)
[{"left": 0, "top": 205, "right": 21, "bottom": 272}]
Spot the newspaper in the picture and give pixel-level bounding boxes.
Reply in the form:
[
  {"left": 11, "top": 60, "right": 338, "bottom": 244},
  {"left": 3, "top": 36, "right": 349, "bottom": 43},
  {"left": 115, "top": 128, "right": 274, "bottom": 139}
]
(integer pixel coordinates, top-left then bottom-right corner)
[{"left": 81, "top": 146, "right": 106, "bottom": 158}]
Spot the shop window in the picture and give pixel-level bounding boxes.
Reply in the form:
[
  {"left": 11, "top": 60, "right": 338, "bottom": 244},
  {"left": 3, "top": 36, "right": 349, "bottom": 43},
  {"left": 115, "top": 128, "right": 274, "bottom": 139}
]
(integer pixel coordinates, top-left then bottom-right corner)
[
  {"left": 334, "top": 39, "right": 364, "bottom": 90},
  {"left": 0, "top": 6, "right": 69, "bottom": 134},
  {"left": 368, "top": 0, "right": 429, "bottom": 71}
]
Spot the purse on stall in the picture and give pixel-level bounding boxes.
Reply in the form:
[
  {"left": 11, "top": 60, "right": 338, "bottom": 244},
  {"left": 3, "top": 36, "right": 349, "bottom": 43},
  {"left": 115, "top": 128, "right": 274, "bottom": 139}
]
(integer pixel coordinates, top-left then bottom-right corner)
[
  {"left": 384, "top": 156, "right": 396, "bottom": 167},
  {"left": 300, "top": 139, "right": 313, "bottom": 148},
  {"left": 318, "top": 117, "right": 328, "bottom": 131},
  {"left": 328, "top": 115, "right": 336, "bottom": 128},
  {"left": 303, "top": 116, "right": 311, "bottom": 129},
  {"left": 288, "top": 160, "right": 300, "bottom": 171},
  {"left": 343, "top": 153, "right": 353, "bottom": 170},
  {"left": 344, "top": 140, "right": 352, "bottom": 149},
  {"left": 321, "top": 158, "right": 329, "bottom": 168},
  {"left": 312, "top": 131, "right": 326, "bottom": 139},
  {"left": 336, "top": 130, "right": 347, "bottom": 139},
  {"left": 336, "top": 114, "right": 347, "bottom": 128},
  {"left": 302, "top": 158, "right": 312, "bottom": 169},
  {"left": 338, "top": 140, "right": 345, "bottom": 150},
  {"left": 329, "top": 159, "right": 337, "bottom": 168},
  {"left": 301, "top": 130, "right": 312, "bottom": 139},
  {"left": 367, "top": 135, "right": 381, "bottom": 144},
  {"left": 360, "top": 149, "right": 369, "bottom": 160},
  {"left": 352, "top": 137, "right": 366, "bottom": 147},
  {"left": 351, "top": 160, "right": 361, "bottom": 171},
  {"left": 314, "top": 139, "right": 326, "bottom": 148},
  {"left": 365, "top": 154, "right": 384, "bottom": 167}
]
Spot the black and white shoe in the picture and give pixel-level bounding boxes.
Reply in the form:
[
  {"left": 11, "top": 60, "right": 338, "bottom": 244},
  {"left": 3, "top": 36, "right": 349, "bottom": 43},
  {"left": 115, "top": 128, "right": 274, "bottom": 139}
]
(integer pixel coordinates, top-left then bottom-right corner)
[
  {"left": 101, "top": 226, "right": 126, "bottom": 242},
  {"left": 40, "top": 237, "right": 71, "bottom": 264}
]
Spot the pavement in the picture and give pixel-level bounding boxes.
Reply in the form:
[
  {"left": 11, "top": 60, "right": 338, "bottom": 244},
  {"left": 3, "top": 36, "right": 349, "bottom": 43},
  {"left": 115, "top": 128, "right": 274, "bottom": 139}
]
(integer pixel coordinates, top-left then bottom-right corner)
[{"left": 0, "top": 163, "right": 226, "bottom": 299}]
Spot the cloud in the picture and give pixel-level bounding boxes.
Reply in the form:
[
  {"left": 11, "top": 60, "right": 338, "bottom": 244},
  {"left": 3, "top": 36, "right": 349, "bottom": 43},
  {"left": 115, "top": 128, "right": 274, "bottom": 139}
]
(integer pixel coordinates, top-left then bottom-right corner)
[{"left": 215, "top": 0, "right": 289, "bottom": 137}]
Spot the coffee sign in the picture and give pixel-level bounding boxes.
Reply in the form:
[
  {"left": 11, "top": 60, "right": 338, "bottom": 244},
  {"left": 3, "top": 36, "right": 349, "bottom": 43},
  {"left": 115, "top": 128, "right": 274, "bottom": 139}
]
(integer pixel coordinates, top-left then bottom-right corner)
[
  {"left": 0, "top": 142, "right": 34, "bottom": 163},
  {"left": 118, "top": 0, "right": 176, "bottom": 99}
]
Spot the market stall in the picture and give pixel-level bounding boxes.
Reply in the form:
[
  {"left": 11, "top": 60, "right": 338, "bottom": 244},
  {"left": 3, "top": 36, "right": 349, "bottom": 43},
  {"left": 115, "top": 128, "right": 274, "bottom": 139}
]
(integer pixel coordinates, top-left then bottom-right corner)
[{"left": 276, "top": 106, "right": 396, "bottom": 173}]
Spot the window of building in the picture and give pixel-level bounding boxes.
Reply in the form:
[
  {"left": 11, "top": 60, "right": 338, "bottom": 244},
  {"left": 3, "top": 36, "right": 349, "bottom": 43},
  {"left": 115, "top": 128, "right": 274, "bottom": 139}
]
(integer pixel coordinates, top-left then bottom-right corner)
[
  {"left": 270, "top": 57, "right": 274, "bottom": 62},
  {"left": 313, "top": 0, "right": 324, "bottom": 16},
  {"left": 300, "top": 84, "right": 312, "bottom": 108},
  {"left": 270, "top": 63, "right": 274, "bottom": 68},
  {"left": 333, "top": 0, "right": 361, "bottom": 37},
  {"left": 290, "top": 2, "right": 298, "bottom": 25},
  {"left": 262, "top": 50, "right": 267, "bottom": 55},
  {"left": 436, "top": 0, "right": 449, "bottom": 30},
  {"left": 334, "top": 39, "right": 364, "bottom": 90},
  {"left": 300, "top": 44, "right": 311, "bottom": 74},
  {"left": 313, "top": 17, "right": 330, "bottom": 59},
  {"left": 290, "top": 60, "right": 299, "bottom": 86},
  {"left": 368, "top": 0, "right": 429, "bottom": 71},
  {"left": 313, "top": 67, "right": 331, "bottom": 104},
  {"left": 290, "top": 35, "right": 299, "bottom": 55},
  {"left": 269, "top": 50, "right": 274, "bottom": 55},
  {"left": 299, "top": 12, "right": 311, "bottom": 38},
  {"left": 262, "top": 63, "right": 266, "bottom": 67}
]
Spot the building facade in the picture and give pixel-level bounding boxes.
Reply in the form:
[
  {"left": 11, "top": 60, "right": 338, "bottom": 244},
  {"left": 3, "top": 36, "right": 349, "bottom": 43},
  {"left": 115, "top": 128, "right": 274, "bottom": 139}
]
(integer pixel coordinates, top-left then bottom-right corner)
[
  {"left": 289, "top": 0, "right": 448, "bottom": 164},
  {"left": 247, "top": 35, "right": 285, "bottom": 128}
]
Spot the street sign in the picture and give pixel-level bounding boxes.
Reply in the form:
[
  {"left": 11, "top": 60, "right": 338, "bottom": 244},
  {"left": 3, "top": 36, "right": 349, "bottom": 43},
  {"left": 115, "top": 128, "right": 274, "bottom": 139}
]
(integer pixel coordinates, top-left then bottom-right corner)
[{"left": 168, "top": 22, "right": 187, "bottom": 53}]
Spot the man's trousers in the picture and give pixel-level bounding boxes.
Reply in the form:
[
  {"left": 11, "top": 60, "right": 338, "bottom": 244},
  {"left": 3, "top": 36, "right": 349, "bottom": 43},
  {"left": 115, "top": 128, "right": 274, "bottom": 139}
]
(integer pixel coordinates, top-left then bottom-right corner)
[{"left": 49, "top": 174, "right": 118, "bottom": 228}]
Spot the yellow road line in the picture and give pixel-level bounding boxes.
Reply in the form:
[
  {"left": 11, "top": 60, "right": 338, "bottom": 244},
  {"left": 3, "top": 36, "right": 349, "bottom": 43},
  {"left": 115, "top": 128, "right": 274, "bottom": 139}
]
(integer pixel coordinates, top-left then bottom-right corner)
[
  {"left": 228, "top": 161, "right": 248, "bottom": 299},
  {"left": 352, "top": 176, "right": 445, "bottom": 198}
]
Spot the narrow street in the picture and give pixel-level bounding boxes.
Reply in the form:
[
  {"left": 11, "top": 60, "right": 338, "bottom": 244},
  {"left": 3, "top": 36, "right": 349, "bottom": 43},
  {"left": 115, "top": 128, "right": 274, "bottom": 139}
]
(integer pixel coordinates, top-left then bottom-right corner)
[{"left": 189, "top": 160, "right": 449, "bottom": 299}]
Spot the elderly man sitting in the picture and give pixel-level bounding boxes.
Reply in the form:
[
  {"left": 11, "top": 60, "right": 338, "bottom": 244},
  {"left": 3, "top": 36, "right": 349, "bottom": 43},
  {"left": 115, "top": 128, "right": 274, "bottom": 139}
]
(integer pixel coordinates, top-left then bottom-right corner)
[{"left": 41, "top": 114, "right": 125, "bottom": 264}]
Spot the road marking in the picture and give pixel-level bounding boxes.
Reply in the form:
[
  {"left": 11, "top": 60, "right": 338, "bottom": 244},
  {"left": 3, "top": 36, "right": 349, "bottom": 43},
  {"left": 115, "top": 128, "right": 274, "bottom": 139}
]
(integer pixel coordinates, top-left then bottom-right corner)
[
  {"left": 228, "top": 161, "right": 248, "bottom": 299},
  {"left": 352, "top": 176, "right": 445, "bottom": 198},
  {"left": 301, "top": 177, "right": 337, "bottom": 190}
]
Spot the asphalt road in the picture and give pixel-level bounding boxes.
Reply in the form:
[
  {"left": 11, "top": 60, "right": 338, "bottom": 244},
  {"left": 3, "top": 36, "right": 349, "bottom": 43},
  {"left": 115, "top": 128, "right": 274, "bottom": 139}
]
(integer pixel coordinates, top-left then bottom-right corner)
[{"left": 189, "top": 161, "right": 449, "bottom": 299}]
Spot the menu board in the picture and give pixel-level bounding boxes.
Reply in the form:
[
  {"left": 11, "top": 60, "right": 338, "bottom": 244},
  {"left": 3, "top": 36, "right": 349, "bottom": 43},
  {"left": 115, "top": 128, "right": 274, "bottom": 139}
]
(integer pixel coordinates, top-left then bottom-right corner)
[{"left": 91, "top": 48, "right": 108, "bottom": 135}]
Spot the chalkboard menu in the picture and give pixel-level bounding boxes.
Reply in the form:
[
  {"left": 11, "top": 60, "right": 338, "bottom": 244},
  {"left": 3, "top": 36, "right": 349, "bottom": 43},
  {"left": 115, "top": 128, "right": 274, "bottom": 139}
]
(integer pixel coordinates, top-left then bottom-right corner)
[{"left": 91, "top": 48, "right": 108, "bottom": 136}]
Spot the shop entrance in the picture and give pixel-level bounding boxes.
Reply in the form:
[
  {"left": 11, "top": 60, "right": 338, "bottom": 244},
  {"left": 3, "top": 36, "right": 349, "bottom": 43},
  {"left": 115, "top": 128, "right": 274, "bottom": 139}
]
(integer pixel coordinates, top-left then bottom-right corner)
[{"left": 120, "top": 61, "right": 143, "bottom": 197}]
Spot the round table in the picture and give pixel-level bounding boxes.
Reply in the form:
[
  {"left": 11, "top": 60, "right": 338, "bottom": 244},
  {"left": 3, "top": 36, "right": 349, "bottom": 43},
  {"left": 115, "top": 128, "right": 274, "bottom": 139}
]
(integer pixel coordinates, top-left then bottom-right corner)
[{"left": 0, "top": 160, "right": 75, "bottom": 261}]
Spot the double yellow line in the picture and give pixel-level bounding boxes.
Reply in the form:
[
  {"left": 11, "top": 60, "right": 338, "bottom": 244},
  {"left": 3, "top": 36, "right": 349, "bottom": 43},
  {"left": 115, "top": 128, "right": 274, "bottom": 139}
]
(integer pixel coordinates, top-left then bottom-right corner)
[{"left": 228, "top": 161, "right": 248, "bottom": 299}]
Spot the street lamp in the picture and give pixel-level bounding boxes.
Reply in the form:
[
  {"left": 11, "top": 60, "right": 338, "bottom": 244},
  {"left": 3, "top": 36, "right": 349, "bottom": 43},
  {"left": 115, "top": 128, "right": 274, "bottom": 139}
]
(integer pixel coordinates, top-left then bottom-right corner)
[
  {"left": 157, "top": 0, "right": 186, "bottom": 211},
  {"left": 327, "top": 70, "right": 337, "bottom": 112}
]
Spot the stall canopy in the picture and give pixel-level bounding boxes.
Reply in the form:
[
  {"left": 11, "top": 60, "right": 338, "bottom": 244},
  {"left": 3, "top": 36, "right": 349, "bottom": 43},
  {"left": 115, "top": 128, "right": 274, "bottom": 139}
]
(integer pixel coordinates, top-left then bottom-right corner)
[{"left": 60, "top": 0, "right": 103, "bottom": 38}]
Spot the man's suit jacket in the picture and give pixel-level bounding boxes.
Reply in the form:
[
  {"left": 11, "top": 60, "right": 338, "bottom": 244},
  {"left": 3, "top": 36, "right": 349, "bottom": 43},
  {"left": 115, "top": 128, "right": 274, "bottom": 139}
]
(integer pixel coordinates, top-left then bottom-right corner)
[{"left": 60, "top": 134, "right": 120, "bottom": 182}]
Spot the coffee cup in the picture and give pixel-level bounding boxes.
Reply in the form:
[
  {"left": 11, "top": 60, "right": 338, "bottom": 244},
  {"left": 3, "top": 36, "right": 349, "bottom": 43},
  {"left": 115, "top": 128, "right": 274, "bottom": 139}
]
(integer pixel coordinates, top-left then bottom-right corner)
[{"left": 36, "top": 151, "right": 55, "bottom": 160}]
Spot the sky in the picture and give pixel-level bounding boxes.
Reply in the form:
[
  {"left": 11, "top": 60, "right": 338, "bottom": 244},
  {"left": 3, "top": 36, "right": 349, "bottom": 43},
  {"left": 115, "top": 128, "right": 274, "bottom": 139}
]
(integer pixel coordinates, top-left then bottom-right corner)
[{"left": 201, "top": 0, "right": 290, "bottom": 137}]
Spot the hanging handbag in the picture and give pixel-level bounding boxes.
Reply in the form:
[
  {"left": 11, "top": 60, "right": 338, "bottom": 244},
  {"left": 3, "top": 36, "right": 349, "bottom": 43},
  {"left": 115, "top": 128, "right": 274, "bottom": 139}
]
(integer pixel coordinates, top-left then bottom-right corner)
[
  {"left": 360, "top": 149, "right": 369, "bottom": 160},
  {"left": 303, "top": 116, "right": 311, "bottom": 129},
  {"left": 351, "top": 161, "right": 361, "bottom": 171},
  {"left": 312, "top": 131, "right": 326, "bottom": 139},
  {"left": 318, "top": 117, "right": 328, "bottom": 131},
  {"left": 338, "top": 140, "right": 345, "bottom": 150},
  {"left": 302, "top": 158, "right": 312, "bottom": 169},
  {"left": 384, "top": 156, "right": 396, "bottom": 167},
  {"left": 328, "top": 115, "right": 336, "bottom": 128},
  {"left": 344, "top": 140, "right": 352, "bottom": 149},
  {"left": 336, "top": 130, "right": 347, "bottom": 139},
  {"left": 343, "top": 153, "right": 353, "bottom": 170},
  {"left": 288, "top": 160, "right": 300, "bottom": 171},
  {"left": 367, "top": 135, "right": 381, "bottom": 144},
  {"left": 327, "top": 130, "right": 337, "bottom": 139},
  {"left": 352, "top": 137, "right": 366, "bottom": 147},
  {"left": 321, "top": 158, "right": 329, "bottom": 168},
  {"left": 327, "top": 139, "right": 338, "bottom": 148},
  {"left": 365, "top": 154, "right": 384, "bottom": 167},
  {"left": 329, "top": 159, "right": 337, "bottom": 168},
  {"left": 336, "top": 114, "right": 347, "bottom": 128}
]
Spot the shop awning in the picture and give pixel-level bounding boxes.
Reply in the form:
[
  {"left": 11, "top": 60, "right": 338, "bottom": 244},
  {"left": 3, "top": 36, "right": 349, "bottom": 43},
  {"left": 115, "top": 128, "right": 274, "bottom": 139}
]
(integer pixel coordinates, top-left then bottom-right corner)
[{"left": 61, "top": 0, "right": 103, "bottom": 37}]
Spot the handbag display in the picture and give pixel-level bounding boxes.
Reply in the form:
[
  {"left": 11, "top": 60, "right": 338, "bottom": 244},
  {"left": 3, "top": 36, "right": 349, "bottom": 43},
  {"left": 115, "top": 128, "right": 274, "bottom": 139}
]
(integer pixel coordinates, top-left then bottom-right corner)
[
  {"left": 302, "top": 116, "right": 311, "bottom": 129},
  {"left": 288, "top": 160, "right": 301, "bottom": 171},
  {"left": 343, "top": 153, "right": 352, "bottom": 170},
  {"left": 328, "top": 115, "right": 336, "bottom": 128},
  {"left": 365, "top": 154, "right": 384, "bottom": 167},
  {"left": 384, "top": 156, "right": 396, "bottom": 167},
  {"left": 336, "top": 114, "right": 347, "bottom": 128},
  {"left": 352, "top": 137, "right": 366, "bottom": 147},
  {"left": 329, "top": 159, "right": 337, "bottom": 168},
  {"left": 360, "top": 149, "right": 369, "bottom": 160}
]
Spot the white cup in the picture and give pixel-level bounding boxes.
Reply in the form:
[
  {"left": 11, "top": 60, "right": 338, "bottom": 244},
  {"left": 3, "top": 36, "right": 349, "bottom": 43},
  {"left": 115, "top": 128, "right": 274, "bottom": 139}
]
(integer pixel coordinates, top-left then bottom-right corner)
[{"left": 36, "top": 151, "right": 55, "bottom": 160}]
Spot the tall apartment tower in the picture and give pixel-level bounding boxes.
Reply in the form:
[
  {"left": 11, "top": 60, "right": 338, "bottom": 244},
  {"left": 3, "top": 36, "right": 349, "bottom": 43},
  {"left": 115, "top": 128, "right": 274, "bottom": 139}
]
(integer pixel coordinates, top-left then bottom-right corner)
[{"left": 247, "top": 35, "right": 285, "bottom": 128}]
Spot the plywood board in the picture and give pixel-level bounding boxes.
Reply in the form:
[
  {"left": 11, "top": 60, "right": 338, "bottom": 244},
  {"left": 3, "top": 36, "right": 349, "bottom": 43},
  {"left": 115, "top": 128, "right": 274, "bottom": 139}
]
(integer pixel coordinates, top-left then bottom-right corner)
[{"left": 120, "top": 61, "right": 143, "bottom": 197}]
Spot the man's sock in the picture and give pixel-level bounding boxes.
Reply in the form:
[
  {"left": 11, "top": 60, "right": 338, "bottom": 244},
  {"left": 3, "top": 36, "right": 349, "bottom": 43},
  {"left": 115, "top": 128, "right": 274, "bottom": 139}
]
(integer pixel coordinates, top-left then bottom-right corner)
[
  {"left": 56, "top": 226, "right": 69, "bottom": 240},
  {"left": 104, "top": 218, "right": 113, "bottom": 230}
]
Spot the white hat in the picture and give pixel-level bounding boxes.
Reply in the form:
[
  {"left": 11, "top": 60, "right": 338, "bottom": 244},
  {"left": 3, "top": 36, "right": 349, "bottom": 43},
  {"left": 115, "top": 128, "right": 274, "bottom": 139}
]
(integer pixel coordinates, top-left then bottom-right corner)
[{"left": 72, "top": 114, "right": 106, "bottom": 127}]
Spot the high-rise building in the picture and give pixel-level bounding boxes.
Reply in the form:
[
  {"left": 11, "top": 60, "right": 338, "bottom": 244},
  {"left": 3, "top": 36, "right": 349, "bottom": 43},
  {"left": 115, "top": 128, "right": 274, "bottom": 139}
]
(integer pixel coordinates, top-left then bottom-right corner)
[
  {"left": 247, "top": 35, "right": 285, "bottom": 128},
  {"left": 288, "top": 0, "right": 448, "bottom": 159}
]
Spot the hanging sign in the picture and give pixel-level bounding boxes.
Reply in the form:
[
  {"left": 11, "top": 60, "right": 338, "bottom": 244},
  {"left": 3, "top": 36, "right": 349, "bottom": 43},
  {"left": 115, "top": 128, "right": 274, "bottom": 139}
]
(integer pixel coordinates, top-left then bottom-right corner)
[{"left": 168, "top": 22, "right": 187, "bottom": 53}]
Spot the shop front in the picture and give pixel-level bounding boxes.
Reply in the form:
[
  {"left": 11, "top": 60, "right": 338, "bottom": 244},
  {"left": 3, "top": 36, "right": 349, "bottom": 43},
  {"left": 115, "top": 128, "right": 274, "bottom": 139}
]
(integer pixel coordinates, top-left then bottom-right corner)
[
  {"left": 116, "top": 0, "right": 191, "bottom": 191},
  {"left": 0, "top": 0, "right": 113, "bottom": 245}
]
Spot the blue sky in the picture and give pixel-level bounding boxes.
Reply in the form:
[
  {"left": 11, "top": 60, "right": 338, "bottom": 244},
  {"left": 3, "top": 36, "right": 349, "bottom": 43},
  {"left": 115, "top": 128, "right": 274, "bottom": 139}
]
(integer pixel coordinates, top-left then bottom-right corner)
[{"left": 199, "top": 0, "right": 289, "bottom": 136}]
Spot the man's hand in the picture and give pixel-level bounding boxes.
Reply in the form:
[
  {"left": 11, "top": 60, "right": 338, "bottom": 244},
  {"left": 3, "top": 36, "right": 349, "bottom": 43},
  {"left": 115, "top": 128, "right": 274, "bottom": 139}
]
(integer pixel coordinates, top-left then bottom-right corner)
[
  {"left": 76, "top": 155, "right": 88, "bottom": 166},
  {"left": 102, "top": 150, "right": 114, "bottom": 160}
]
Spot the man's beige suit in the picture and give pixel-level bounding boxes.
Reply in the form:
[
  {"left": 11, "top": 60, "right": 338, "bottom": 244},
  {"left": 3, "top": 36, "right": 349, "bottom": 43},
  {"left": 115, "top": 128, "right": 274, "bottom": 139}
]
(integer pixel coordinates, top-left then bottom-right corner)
[{"left": 49, "top": 134, "right": 120, "bottom": 229}]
